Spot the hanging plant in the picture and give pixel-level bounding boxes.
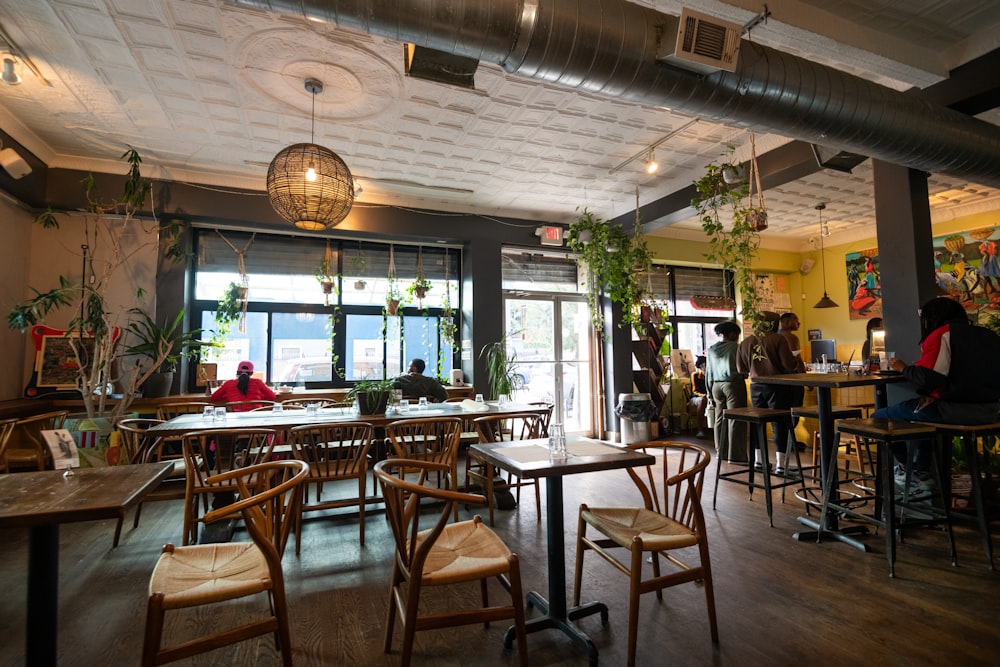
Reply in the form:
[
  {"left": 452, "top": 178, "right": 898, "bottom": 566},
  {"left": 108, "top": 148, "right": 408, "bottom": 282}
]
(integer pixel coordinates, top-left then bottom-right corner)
[
  {"left": 214, "top": 280, "right": 247, "bottom": 341},
  {"left": 566, "top": 206, "right": 652, "bottom": 337},
  {"left": 746, "top": 132, "right": 769, "bottom": 232},
  {"left": 315, "top": 242, "right": 339, "bottom": 306},
  {"left": 215, "top": 231, "right": 254, "bottom": 334},
  {"left": 385, "top": 244, "right": 403, "bottom": 315},
  {"left": 350, "top": 241, "right": 368, "bottom": 290},
  {"left": 440, "top": 249, "right": 458, "bottom": 347},
  {"left": 406, "top": 246, "right": 432, "bottom": 308},
  {"left": 692, "top": 144, "right": 765, "bottom": 335}
]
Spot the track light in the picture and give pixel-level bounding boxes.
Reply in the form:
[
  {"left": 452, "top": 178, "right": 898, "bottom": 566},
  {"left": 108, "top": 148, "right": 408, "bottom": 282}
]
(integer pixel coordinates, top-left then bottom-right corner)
[
  {"left": 645, "top": 149, "right": 658, "bottom": 174},
  {"left": 2, "top": 58, "right": 21, "bottom": 85}
]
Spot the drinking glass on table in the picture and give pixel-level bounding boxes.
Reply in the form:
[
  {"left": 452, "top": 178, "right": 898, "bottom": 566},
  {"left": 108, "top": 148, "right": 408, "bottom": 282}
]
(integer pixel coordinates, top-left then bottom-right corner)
[
  {"left": 398, "top": 399, "right": 410, "bottom": 412},
  {"left": 213, "top": 407, "right": 227, "bottom": 422},
  {"left": 203, "top": 406, "right": 214, "bottom": 419},
  {"left": 418, "top": 396, "right": 428, "bottom": 411},
  {"left": 475, "top": 393, "right": 485, "bottom": 403},
  {"left": 305, "top": 403, "right": 319, "bottom": 415},
  {"left": 272, "top": 403, "right": 283, "bottom": 414},
  {"left": 549, "top": 423, "right": 567, "bottom": 460}
]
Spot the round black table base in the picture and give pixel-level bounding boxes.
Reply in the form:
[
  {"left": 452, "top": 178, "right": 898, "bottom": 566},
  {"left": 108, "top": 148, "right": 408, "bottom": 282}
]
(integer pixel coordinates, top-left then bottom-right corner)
[
  {"left": 503, "top": 591, "right": 608, "bottom": 667},
  {"left": 793, "top": 515, "right": 872, "bottom": 552}
]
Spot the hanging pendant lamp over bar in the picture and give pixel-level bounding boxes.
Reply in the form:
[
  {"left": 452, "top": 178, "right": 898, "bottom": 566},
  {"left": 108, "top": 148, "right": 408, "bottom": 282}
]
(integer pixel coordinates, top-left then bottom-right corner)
[
  {"left": 267, "top": 78, "right": 354, "bottom": 231},
  {"left": 813, "top": 203, "right": 839, "bottom": 309}
]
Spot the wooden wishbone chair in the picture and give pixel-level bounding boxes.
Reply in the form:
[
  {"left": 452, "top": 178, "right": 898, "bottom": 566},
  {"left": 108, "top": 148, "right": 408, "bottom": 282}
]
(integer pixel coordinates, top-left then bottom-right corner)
[
  {"left": 9, "top": 410, "right": 68, "bottom": 471},
  {"left": 374, "top": 459, "right": 527, "bottom": 667},
  {"left": 573, "top": 441, "right": 719, "bottom": 666},
  {"left": 385, "top": 417, "right": 463, "bottom": 520},
  {"left": 141, "top": 459, "right": 309, "bottom": 667}
]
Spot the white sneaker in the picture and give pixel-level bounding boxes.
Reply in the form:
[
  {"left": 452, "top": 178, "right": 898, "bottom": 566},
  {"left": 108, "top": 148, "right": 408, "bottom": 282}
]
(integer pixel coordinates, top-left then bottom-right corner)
[{"left": 894, "top": 464, "right": 936, "bottom": 500}]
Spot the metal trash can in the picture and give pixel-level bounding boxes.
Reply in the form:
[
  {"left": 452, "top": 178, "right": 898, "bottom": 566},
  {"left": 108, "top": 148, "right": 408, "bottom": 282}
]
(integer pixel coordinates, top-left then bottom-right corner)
[{"left": 616, "top": 393, "right": 656, "bottom": 445}]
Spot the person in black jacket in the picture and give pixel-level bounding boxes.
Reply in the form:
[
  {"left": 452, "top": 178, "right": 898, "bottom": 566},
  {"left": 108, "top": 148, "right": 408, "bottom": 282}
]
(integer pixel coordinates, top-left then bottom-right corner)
[
  {"left": 872, "top": 297, "right": 1000, "bottom": 495},
  {"left": 394, "top": 358, "right": 448, "bottom": 402}
]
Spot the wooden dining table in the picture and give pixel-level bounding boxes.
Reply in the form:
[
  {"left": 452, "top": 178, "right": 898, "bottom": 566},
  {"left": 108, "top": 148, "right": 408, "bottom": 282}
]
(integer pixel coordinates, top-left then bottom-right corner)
[
  {"left": 752, "top": 371, "right": 906, "bottom": 550},
  {"left": 0, "top": 462, "right": 173, "bottom": 666},
  {"left": 469, "top": 436, "right": 654, "bottom": 667}
]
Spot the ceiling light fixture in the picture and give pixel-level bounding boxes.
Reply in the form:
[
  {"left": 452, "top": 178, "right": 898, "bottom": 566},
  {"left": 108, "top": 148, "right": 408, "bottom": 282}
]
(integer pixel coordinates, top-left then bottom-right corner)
[
  {"left": 608, "top": 118, "right": 699, "bottom": 174},
  {"left": 645, "top": 149, "right": 658, "bottom": 174},
  {"left": 813, "top": 203, "right": 839, "bottom": 309},
  {"left": 266, "top": 78, "right": 354, "bottom": 231},
  {"left": 1, "top": 57, "right": 21, "bottom": 85}
]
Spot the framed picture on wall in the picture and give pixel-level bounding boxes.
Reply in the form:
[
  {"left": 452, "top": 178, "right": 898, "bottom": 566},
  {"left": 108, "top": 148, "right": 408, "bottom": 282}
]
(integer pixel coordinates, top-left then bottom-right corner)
[{"left": 36, "top": 332, "right": 95, "bottom": 389}]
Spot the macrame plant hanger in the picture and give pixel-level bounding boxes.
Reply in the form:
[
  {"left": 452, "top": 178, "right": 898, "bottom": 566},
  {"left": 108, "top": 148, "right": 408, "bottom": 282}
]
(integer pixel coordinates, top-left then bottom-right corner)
[
  {"left": 746, "top": 130, "right": 768, "bottom": 232},
  {"left": 216, "top": 231, "right": 256, "bottom": 333}
]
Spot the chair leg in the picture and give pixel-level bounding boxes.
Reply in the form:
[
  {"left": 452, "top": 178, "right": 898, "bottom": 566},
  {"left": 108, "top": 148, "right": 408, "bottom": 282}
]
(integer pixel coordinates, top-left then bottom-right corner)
[
  {"left": 508, "top": 558, "right": 528, "bottom": 667},
  {"left": 698, "top": 538, "right": 720, "bottom": 643},
  {"left": 133, "top": 501, "right": 145, "bottom": 529},
  {"left": 879, "top": 441, "right": 897, "bottom": 577},
  {"left": 271, "top": 579, "right": 294, "bottom": 667},
  {"left": 532, "top": 478, "right": 542, "bottom": 522},
  {"left": 626, "top": 546, "right": 643, "bottom": 667},
  {"left": 573, "top": 508, "right": 588, "bottom": 607},
  {"left": 358, "top": 475, "right": 366, "bottom": 547},
  {"left": 383, "top": 566, "right": 401, "bottom": 654},
  {"left": 965, "top": 435, "right": 995, "bottom": 569},
  {"left": 112, "top": 510, "right": 125, "bottom": 548},
  {"left": 141, "top": 593, "right": 165, "bottom": 667},
  {"left": 930, "top": 435, "right": 957, "bottom": 567}
]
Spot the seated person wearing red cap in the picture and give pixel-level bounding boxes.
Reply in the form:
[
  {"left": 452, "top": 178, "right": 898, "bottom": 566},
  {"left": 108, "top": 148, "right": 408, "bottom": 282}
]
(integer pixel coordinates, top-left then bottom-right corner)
[{"left": 211, "top": 360, "right": 276, "bottom": 408}]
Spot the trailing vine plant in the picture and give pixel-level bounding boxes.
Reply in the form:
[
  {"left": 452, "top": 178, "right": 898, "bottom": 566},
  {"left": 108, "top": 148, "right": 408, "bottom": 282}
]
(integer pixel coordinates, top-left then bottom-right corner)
[
  {"left": 566, "top": 207, "right": 652, "bottom": 338},
  {"left": 691, "top": 147, "right": 766, "bottom": 336}
]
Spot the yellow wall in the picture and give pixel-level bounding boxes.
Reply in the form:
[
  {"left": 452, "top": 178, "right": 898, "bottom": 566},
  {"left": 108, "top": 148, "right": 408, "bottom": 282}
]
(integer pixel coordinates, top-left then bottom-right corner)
[
  {"left": 0, "top": 198, "right": 34, "bottom": 399},
  {"left": 644, "top": 209, "right": 1000, "bottom": 363}
]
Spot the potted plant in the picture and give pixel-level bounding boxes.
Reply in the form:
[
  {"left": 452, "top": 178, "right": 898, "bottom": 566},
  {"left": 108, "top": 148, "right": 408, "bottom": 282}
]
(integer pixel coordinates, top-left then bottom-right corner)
[
  {"left": 346, "top": 377, "right": 395, "bottom": 415},
  {"left": 479, "top": 335, "right": 524, "bottom": 399},
  {"left": 315, "top": 243, "right": 339, "bottom": 306},
  {"left": 6, "top": 147, "right": 187, "bottom": 420},
  {"left": 385, "top": 244, "right": 403, "bottom": 315},
  {"left": 123, "top": 308, "right": 215, "bottom": 397},
  {"left": 566, "top": 208, "right": 652, "bottom": 337},
  {"left": 350, "top": 242, "right": 368, "bottom": 290},
  {"left": 692, "top": 146, "right": 765, "bottom": 333},
  {"left": 214, "top": 281, "right": 244, "bottom": 337},
  {"left": 407, "top": 275, "right": 432, "bottom": 302}
]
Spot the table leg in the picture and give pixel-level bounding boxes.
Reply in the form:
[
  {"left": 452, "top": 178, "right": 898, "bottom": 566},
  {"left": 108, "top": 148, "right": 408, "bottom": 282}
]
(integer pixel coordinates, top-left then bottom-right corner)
[
  {"left": 27, "top": 523, "right": 59, "bottom": 667},
  {"left": 502, "top": 476, "right": 605, "bottom": 666},
  {"left": 793, "top": 387, "right": 871, "bottom": 551}
]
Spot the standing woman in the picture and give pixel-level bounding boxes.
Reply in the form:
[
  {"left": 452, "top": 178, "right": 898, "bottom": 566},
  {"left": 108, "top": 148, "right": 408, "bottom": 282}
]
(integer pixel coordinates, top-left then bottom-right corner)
[
  {"left": 705, "top": 321, "right": 748, "bottom": 462},
  {"left": 211, "top": 360, "right": 276, "bottom": 408}
]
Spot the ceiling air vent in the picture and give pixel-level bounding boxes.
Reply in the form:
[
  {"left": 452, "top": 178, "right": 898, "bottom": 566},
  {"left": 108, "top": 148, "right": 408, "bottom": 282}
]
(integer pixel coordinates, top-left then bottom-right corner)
[{"left": 657, "top": 8, "right": 741, "bottom": 75}]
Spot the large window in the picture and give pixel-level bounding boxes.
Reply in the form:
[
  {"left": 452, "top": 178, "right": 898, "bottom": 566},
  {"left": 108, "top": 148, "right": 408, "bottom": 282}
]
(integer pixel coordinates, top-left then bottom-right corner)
[
  {"left": 639, "top": 265, "right": 736, "bottom": 358},
  {"left": 191, "top": 231, "right": 459, "bottom": 388}
]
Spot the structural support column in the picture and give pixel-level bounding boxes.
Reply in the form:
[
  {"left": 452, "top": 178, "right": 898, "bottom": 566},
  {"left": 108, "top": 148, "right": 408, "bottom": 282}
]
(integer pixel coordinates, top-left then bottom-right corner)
[{"left": 872, "top": 159, "right": 937, "bottom": 402}]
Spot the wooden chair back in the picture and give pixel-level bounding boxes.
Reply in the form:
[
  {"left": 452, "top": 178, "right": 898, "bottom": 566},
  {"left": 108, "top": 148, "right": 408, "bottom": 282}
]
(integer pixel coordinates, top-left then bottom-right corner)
[
  {"left": 11, "top": 410, "right": 69, "bottom": 470},
  {"left": 156, "top": 401, "right": 212, "bottom": 421},
  {"left": 0, "top": 418, "right": 20, "bottom": 473}
]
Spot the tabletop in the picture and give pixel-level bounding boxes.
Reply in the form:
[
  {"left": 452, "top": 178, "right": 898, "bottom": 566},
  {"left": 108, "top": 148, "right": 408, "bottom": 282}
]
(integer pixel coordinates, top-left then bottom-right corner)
[
  {"left": 148, "top": 400, "right": 548, "bottom": 435},
  {"left": 752, "top": 371, "right": 907, "bottom": 389},
  {"left": 470, "top": 437, "right": 655, "bottom": 479},
  {"left": 0, "top": 463, "right": 173, "bottom": 528}
]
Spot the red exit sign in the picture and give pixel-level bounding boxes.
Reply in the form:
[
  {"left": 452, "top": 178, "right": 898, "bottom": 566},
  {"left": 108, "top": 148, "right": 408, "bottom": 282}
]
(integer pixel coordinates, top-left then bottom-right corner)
[{"left": 537, "top": 225, "right": 564, "bottom": 246}]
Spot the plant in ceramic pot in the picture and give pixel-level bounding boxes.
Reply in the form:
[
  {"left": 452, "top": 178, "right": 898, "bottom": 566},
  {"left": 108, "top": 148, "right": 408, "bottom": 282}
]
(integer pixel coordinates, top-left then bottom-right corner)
[
  {"left": 123, "top": 308, "right": 216, "bottom": 397},
  {"left": 315, "top": 243, "right": 339, "bottom": 306},
  {"left": 350, "top": 242, "right": 368, "bottom": 290},
  {"left": 566, "top": 208, "right": 652, "bottom": 337},
  {"left": 346, "top": 376, "right": 396, "bottom": 415}
]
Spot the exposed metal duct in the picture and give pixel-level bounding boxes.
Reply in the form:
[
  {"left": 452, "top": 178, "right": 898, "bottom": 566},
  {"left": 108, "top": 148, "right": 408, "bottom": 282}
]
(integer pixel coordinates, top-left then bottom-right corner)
[{"left": 229, "top": 0, "right": 1000, "bottom": 188}]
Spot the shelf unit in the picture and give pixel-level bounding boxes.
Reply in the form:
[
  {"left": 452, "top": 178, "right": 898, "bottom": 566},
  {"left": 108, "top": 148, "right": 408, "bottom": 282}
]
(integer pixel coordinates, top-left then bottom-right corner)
[{"left": 631, "top": 310, "right": 669, "bottom": 414}]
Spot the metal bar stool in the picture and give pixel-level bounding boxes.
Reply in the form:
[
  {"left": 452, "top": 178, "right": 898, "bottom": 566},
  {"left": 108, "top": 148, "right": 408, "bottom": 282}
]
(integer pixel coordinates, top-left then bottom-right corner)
[
  {"left": 930, "top": 421, "right": 1000, "bottom": 570},
  {"left": 713, "top": 407, "right": 807, "bottom": 527},
  {"left": 834, "top": 418, "right": 955, "bottom": 577}
]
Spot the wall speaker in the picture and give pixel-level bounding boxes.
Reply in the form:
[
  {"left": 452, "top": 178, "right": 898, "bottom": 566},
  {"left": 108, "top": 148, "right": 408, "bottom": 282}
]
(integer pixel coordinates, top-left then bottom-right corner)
[{"left": 799, "top": 257, "right": 816, "bottom": 274}]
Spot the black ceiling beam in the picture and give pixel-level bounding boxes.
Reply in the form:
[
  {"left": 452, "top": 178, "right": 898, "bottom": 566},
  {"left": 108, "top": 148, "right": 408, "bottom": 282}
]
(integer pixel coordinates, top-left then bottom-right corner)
[{"left": 627, "top": 46, "right": 1000, "bottom": 232}]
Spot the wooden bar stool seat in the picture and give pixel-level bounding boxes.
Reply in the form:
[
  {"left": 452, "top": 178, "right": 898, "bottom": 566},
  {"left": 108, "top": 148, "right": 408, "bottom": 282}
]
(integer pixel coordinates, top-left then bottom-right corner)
[
  {"left": 928, "top": 421, "right": 1000, "bottom": 570},
  {"left": 713, "top": 407, "right": 807, "bottom": 527},
  {"left": 834, "top": 418, "right": 955, "bottom": 577},
  {"left": 792, "top": 406, "right": 868, "bottom": 477}
]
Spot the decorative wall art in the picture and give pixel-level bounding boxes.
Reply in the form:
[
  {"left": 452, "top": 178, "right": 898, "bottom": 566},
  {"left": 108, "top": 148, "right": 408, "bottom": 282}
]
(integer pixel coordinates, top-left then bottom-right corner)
[{"left": 844, "top": 224, "right": 1000, "bottom": 321}]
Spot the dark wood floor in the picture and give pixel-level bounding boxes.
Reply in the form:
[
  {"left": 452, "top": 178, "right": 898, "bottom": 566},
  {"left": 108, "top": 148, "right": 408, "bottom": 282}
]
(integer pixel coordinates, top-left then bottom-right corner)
[{"left": 2, "top": 436, "right": 998, "bottom": 666}]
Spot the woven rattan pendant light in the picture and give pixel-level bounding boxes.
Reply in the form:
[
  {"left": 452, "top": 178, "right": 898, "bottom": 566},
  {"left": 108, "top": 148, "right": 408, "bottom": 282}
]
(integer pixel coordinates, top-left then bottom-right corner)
[{"left": 267, "top": 78, "right": 354, "bottom": 231}]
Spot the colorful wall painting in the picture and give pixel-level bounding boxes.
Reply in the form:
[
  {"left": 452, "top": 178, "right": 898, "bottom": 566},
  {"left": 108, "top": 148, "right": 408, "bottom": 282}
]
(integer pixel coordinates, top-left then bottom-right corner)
[{"left": 844, "top": 225, "right": 1000, "bottom": 322}]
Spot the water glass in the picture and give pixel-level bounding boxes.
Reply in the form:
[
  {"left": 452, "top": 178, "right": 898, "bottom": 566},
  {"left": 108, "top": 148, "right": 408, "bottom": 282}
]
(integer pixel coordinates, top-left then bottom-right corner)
[
  {"left": 399, "top": 399, "right": 410, "bottom": 412},
  {"left": 272, "top": 403, "right": 283, "bottom": 414},
  {"left": 549, "top": 423, "right": 567, "bottom": 460},
  {"left": 212, "top": 406, "right": 227, "bottom": 423},
  {"left": 305, "top": 403, "right": 319, "bottom": 416},
  {"left": 498, "top": 394, "right": 511, "bottom": 407},
  {"left": 475, "top": 393, "right": 485, "bottom": 403},
  {"left": 418, "top": 396, "right": 428, "bottom": 411},
  {"left": 202, "top": 406, "right": 214, "bottom": 419}
]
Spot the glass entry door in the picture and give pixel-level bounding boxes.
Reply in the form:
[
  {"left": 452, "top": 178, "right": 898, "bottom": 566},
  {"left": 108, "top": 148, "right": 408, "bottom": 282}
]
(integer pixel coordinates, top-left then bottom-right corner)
[{"left": 504, "top": 296, "right": 593, "bottom": 433}]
